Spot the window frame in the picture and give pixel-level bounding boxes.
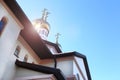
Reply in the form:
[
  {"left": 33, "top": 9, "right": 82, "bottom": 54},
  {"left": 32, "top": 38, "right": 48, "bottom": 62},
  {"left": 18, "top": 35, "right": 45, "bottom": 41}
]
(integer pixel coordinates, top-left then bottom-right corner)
[
  {"left": 0, "top": 16, "right": 8, "bottom": 36},
  {"left": 14, "top": 45, "right": 21, "bottom": 58}
]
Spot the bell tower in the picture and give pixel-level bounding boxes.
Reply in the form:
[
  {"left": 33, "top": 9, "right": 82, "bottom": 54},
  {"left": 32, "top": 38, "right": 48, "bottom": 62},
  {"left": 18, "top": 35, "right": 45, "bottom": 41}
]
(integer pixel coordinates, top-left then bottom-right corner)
[{"left": 32, "top": 8, "right": 50, "bottom": 40}]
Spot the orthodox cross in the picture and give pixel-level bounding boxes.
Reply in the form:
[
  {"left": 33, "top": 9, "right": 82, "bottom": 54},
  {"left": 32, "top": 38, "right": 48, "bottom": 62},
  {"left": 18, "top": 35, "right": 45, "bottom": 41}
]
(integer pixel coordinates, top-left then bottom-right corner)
[
  {"left": 45, "top": 12, "right": 50, "bottom": 21},
  {"left": 42, "top": 8, "right": 50, "bottom": 21},
  {"left": 42, "top": 8, "right": 47, "bottom": 19}
]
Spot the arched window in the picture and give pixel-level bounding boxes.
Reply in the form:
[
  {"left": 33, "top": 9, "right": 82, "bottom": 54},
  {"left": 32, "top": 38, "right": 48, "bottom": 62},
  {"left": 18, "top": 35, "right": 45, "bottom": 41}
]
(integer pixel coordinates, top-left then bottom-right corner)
[
  {"left": 0, "top": 16, "right": 8, "bottom": 35},
  {"left": 14, "top": 45, "right": 21, "bottom": 58},
  {"left": 23, "top": 54, "right": 28, "bottom": 62}
]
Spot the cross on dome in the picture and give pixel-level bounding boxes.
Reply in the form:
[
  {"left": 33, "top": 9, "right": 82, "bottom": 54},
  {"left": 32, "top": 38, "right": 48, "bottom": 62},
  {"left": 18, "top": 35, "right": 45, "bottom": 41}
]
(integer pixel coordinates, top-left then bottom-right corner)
[{"left": 42, "top": 8, "right": 50, "bottom": 21}]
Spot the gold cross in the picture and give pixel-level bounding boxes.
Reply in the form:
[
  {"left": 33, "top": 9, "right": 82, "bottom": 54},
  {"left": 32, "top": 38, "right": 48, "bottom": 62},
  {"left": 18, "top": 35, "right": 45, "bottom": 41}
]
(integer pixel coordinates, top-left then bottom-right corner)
[{"left": 42, "top": 8, "right": 50, "bottom": 21}]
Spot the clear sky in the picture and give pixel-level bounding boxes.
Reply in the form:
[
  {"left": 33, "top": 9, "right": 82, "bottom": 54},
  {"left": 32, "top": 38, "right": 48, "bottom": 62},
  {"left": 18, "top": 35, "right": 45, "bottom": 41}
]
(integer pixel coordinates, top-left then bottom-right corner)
[{"left": 17, "top": 0, "right": 120, "bottom": 80}]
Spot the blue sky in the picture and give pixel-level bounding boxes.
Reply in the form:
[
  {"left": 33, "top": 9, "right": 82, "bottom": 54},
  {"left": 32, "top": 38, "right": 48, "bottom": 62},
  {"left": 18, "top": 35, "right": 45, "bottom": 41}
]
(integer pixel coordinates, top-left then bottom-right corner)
[{"left": 17, "top": 0, "right": 120, "bottom": 80}]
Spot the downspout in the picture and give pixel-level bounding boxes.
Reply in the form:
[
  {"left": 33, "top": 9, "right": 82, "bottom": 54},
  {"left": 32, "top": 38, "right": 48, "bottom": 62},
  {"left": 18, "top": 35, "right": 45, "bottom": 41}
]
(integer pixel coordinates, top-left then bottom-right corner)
[{"left": 53, "top": 55, "right": 57, "bottom": 68}]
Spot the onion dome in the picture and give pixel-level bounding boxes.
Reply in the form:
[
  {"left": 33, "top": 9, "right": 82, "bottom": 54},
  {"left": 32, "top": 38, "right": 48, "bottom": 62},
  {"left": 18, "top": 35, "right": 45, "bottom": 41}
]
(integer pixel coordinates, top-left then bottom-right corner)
[{"left": 32, "top": 9, "right": 50, "bottom": 40}]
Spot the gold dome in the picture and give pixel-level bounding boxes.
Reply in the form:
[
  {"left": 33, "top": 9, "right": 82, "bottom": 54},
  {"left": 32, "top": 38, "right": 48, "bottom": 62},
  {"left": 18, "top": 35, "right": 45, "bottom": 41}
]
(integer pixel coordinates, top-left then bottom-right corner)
[{"left": 32, "top": 19, "right": 50, "bottom": 32}]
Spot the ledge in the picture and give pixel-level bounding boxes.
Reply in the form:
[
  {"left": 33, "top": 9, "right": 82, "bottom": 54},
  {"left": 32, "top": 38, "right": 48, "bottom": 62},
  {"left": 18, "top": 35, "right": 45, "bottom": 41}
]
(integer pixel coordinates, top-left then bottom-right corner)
[{"left": 15, "top": 59, "right": 66, "bottom": 80}]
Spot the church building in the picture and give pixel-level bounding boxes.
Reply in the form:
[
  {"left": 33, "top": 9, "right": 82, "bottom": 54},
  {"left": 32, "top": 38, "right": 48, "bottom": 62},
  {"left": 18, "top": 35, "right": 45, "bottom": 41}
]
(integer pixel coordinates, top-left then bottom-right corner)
[{"left": 0, "top": 0, "right": 91, "bottom": 80}]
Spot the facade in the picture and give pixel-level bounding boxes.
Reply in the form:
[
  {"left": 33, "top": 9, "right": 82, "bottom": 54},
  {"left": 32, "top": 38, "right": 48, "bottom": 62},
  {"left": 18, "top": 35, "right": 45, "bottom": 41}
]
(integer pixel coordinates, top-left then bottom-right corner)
[{"left": 0, "top": 0, "right": 91, "bottom": 80}]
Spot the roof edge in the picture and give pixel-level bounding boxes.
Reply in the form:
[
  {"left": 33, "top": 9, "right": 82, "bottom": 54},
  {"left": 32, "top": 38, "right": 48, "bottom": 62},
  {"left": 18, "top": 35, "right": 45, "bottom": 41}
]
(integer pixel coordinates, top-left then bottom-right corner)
[
  {"left": 3, "top": 0, "right": 53, "bottom": 59},
  {"left": 15, "top": 60, "right": 66, "bottom": 80},
  {"left": 53, "top": 51, "right": 92, "bottom": 80}
]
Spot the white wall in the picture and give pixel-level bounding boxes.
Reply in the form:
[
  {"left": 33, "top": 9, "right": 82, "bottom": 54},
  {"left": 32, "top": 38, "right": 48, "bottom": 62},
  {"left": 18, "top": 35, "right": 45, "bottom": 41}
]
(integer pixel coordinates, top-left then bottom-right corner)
[
  {"left": 15, "top": 67, "right": 45, "bottom": 78},
  {"left": 57, "top": 60, "right": 73, "bottom": 76},
  {"left": 16, "top": 40, "right": 39, "bottom": 64},
  {"left": 40, "top": 56, "right": 89, "bottom": 79},
  {"left": 40, "top": 57, "right": 74, "bottom": 77},
  {"left": 73, "top": 61, "right": 84, "bottom": 80},
  {"left": 0, "top": 3, "right": 22, "bottom": 80},
  {"left": 74, "top": 57, "right": 88, "bottom": 80},
  {"left": 15, "top": 67, "right": 55, "bottom": 80}
]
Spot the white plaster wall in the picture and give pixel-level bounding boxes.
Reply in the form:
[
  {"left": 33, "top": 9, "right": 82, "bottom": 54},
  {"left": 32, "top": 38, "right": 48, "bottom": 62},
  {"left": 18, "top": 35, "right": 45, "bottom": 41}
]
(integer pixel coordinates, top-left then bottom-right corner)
[
  {"left": 40, "top": 56, "right": 88, "bottom": 79},
  {"left": 73, "top": 61, "right": 84, "bottom": 80},
  {"left": 0, "top": 3, "right": 22, "bottom": 80},
  {"left": 40, "top": 61, "right": 55, "bottom": 68},
  {"left": 57, "top": 60, "right": 73, "bottom": 76},
  {"left": 75, "top": 57, "right": 88, "bottom": 80},
  {"left": 15, "top": 67, "right": 45, "bottom": 78},
  {"left": 40, "top": 58, "right": 73, "bottom": 77},
  {"left": 16, "top": 40, "right": 38, "bottom": 64},
  {"left": 15, "top": 67, "right": 55, "bottom": 80}
]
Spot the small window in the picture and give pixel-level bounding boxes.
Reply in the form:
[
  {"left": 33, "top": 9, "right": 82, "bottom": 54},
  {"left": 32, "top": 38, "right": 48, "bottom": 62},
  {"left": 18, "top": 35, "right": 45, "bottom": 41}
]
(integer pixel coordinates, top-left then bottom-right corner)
[
  {"left": 0, "top": 16, "right": 8, "bottom": 36},
  {"left": 23, "top": 54, "right": 28, "bottom": 62},
  {"left": 14, "top": 46, "right": 21, "bottom": 58}
]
